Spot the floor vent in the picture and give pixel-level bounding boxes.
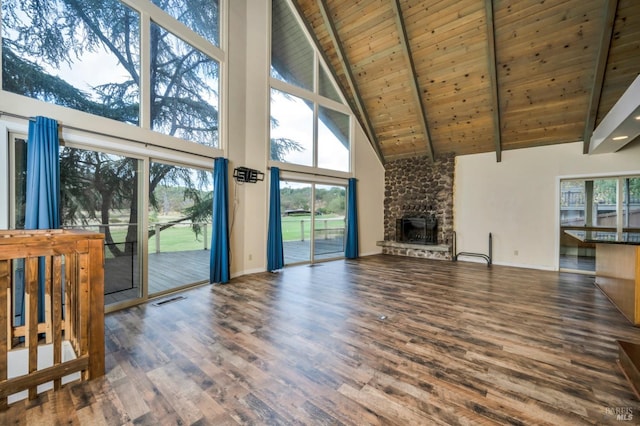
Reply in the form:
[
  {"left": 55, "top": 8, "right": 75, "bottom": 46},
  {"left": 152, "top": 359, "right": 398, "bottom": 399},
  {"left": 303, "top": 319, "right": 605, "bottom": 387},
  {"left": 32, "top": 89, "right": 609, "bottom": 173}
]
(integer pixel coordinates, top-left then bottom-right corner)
[{"left": 152, "top": 295, "right": 186, "bottom": 306}]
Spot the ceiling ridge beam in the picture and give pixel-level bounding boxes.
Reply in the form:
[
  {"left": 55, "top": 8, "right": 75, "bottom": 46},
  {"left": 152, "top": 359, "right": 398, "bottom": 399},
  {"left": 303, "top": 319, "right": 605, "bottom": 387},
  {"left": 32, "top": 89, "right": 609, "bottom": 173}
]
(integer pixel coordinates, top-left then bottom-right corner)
[
  {"left": 315, "top": 0, "right": 385, "bottom": 165},
  {"left": 582, "top": 0, "right": 619, "bottom": 154},
  {"left": 484, "top": 0, "right": 502, "bottom": 163},
  {"left": 390, "top": 0, "right": 435, "bottom": 161}
]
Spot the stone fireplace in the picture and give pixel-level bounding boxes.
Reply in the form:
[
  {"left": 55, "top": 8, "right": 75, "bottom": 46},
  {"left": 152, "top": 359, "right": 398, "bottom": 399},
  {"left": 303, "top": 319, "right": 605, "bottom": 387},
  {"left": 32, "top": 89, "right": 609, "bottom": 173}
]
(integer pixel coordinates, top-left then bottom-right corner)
[{"left": 379, "top": 153, "right": 454, "bottom": 260}]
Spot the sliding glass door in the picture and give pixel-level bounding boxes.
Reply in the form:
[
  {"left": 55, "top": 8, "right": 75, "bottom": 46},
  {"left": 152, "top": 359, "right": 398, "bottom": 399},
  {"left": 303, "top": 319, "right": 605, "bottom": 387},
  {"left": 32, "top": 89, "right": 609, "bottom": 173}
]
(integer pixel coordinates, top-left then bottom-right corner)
[
  {"left": 313, "top": 185, "right": 346, "bottom": 261},
  {"left": 280, "top": 180, "right": 346, "bottom": 265},
  {"left": 147, "top": 162, "right": 212, "bottom": 296},
  {"left": 60, "top": 147, "right": 143, "bottom": 305},
  {"left": 281, "top": 181, "right": 312, "bottom": 264}
]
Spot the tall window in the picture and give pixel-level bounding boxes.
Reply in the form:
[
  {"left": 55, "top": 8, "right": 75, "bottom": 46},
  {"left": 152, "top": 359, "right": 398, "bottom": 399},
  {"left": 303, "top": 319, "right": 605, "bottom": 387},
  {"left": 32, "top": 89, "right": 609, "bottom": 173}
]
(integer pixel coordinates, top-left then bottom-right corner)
[
  {"left": 270, "top": 0, "right": 351, "bottom": 173},
  {"left": 1, "top": 0, "right": 221, "bottom": 148}
]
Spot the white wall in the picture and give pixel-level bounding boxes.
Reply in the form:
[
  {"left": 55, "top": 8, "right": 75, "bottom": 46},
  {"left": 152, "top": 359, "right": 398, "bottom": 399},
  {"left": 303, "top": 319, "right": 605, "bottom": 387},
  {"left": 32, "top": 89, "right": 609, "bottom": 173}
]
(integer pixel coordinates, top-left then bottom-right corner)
[
  {"left": 354, "top": 127, "right": 385, "bottom": 256},
  {"left": 454, "top": 141, "right": 640, "bottom": 270}
]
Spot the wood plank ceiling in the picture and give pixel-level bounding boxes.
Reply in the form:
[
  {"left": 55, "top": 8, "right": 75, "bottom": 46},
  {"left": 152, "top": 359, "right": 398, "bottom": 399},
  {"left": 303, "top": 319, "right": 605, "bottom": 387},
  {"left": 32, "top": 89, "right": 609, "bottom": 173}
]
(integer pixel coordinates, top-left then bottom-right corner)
[{"left": 291, "top": 0, "right": 640, "bottom": 162}]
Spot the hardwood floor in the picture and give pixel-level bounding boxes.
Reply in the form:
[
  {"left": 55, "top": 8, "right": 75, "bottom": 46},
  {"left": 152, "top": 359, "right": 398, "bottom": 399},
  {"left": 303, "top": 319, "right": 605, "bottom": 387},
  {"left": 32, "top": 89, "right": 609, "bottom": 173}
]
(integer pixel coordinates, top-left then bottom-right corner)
[{"left": 2, "top": 255, "right": 640, "bottom": 425}]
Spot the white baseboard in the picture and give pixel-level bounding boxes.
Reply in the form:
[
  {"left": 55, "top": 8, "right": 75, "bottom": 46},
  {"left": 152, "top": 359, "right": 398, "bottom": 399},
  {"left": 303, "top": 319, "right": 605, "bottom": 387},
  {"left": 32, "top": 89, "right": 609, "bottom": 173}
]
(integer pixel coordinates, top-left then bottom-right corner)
[
  {"left": 455, "top": 256, "right": 556, "bottom": 271},
  {"left": 231, "top": 267, "right": 266, "bottom": 278}
]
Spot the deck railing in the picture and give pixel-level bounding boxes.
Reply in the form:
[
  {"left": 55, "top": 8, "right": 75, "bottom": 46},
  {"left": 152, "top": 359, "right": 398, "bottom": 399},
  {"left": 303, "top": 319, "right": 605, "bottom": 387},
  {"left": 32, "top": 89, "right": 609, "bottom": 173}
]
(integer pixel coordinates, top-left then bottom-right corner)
[{"left": 0, "top": 229, "right": 105, "bottom": 409}]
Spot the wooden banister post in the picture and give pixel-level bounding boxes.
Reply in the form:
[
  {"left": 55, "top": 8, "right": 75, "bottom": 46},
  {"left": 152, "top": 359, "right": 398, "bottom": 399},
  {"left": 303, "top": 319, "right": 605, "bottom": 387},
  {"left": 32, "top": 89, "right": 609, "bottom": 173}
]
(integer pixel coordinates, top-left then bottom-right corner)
[{"left": 87, "top": 238, "right": 105, "bottom": 379}]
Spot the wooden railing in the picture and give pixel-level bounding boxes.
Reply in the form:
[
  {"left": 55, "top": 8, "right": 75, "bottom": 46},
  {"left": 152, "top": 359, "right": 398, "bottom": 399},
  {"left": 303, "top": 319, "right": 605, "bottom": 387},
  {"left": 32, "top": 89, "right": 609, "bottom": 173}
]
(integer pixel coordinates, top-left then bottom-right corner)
[{"left": 0, "top": 229, "right": 104, "bottom": 409}]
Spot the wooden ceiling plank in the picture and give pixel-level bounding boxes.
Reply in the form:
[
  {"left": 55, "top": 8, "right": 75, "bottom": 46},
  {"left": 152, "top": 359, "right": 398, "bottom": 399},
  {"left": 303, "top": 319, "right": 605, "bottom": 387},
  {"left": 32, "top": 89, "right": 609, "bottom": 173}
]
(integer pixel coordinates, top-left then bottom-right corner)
[
  {"left": 317, "top": 0, "right": 385, "bottom": 164},
  {"left": 302, "top": 0, "right": 385, "bottom": 163},
  {"left": 583, "top": 0, "right": 619, "bottom": 154},
  {"left": 483, "top": 0, "right": 502, "bottom": 162},
  {"left": 391, "top": 0, "right": 435, "bottom": 160},
  {"left": 495, "top": 0, "right": 596, "bottom": 28}
]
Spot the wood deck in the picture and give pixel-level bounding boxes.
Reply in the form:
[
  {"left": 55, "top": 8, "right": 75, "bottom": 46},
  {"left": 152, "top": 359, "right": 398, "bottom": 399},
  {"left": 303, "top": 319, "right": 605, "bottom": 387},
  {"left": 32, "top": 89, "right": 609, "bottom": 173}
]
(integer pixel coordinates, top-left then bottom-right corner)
[
  {"left": 6, "top": 255, "right": 640, "bottom": 424},
  {"left": 104, "top": 250, "right": 211, "bottom": 305},
  {"left": 105, "top": 240, "right": 345, "bottom": 305}
]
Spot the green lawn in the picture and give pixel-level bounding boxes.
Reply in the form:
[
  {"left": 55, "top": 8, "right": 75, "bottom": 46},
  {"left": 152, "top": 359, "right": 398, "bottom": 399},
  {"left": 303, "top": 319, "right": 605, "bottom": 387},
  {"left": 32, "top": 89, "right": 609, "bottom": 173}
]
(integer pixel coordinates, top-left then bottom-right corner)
[
  {"left": 88, "top": 223, "right": 208, "bottom": 258},
  {"left": 281, "top": 215, "right": 345, "bottom": 242}
]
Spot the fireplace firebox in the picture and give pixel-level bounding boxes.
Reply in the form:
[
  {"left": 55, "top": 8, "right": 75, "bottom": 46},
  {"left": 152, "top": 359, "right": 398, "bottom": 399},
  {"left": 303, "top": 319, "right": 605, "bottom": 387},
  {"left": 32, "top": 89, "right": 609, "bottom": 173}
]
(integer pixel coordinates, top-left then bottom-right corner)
[{"left": 396, "top": 216, "right": 438, "bottom": 245}]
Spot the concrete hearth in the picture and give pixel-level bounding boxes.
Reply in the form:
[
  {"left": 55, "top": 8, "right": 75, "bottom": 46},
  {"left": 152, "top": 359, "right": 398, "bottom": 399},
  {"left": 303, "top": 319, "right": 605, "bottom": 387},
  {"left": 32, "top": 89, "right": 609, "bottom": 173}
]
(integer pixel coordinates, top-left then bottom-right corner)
[{"left": 377, "top": 240, "right": 452, "bottom": 261}]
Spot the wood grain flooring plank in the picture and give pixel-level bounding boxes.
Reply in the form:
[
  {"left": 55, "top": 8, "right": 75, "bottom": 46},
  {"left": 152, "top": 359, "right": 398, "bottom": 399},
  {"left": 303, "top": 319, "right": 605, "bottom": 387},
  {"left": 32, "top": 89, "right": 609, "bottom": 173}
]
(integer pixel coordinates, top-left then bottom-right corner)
[{"left": 4, "top": 255, "right": 640, "bottom": 424}]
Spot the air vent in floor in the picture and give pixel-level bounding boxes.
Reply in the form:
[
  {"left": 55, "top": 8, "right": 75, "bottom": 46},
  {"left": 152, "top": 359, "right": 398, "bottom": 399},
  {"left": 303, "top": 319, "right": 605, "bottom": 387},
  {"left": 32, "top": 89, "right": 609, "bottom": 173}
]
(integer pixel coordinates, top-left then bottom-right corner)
[{"left": 152, "top": 295, "right": 186, "bottom": 306}]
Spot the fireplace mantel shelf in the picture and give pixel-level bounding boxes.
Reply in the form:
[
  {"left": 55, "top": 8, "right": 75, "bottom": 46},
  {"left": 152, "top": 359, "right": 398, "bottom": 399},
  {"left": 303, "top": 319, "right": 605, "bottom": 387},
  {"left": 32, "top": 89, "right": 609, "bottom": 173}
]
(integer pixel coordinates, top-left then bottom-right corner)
[{"left": 377, "top": 240, "right": 450, "bottom": 252}]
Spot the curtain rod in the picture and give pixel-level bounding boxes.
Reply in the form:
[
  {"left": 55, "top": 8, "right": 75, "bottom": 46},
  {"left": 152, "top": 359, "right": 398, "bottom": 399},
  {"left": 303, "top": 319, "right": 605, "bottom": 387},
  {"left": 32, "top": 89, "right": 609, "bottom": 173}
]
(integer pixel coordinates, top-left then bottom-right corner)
[
  {"left": 0, "top": 110, "right": 215, "bottom": 160},
  {"left": 0, "top": 111, "right": 36, "bottom": 122},
  {"left": 267, "top": 165, "right": 352, "bottom": 181}
]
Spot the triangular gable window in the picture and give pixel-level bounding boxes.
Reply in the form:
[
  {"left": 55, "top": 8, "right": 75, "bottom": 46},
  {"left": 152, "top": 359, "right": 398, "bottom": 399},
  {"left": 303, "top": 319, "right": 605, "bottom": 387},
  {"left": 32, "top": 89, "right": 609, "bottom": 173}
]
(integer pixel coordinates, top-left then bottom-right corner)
[
  {"left": 270, "top": 0, "right": 350, "bottom": 173},
  {"left": 271, "top": 0, "right": 314, "bottom": 91}
]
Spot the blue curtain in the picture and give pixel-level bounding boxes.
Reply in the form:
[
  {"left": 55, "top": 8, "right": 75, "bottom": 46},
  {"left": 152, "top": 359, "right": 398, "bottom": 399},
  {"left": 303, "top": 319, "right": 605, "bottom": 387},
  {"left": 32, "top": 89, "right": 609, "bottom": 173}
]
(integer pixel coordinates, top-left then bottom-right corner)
[
  {"left": 24, "top": 116, "right": 61, "bottom": 323},
  {"left": 267, "top": 167, "right": 284, "bottom": 271},
  {"left": 345, "top": 178, "right": 359, "bottom": 259},
  {"left": 210, "top": 157, "right": 230, "bottom": 283},
  {"left": 25, "top": 117, "right": 61, "bottom": 230}
]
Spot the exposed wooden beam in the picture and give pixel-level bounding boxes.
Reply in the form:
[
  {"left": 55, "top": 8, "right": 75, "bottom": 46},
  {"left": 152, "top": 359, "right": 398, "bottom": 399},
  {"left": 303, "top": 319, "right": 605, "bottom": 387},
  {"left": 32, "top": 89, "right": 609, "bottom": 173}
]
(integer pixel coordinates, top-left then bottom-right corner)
[
  {"left": 484, "top": 0, "right": 502, "bottom": 163},
  {"left": 583, "top": 0, "right": 618, "bottom": 154},
  {"left": 390, "top": 0, "right": 434, "bottom": 161},
  {"left": 315, "top": 0, "right": 385, "bottom": 165}
]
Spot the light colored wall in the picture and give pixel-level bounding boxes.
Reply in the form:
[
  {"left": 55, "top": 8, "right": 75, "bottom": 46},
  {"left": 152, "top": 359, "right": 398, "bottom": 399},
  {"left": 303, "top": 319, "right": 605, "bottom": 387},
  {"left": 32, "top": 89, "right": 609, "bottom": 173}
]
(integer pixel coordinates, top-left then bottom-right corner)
[
  {"left": 227, "top": 0, "right": 270, "bottom": 276},
  {"left": 354, "top": 126, "right": 385, "bottom": 256},
  {"left": 454, "top": 141, "right": 640, "bottom": 270}
]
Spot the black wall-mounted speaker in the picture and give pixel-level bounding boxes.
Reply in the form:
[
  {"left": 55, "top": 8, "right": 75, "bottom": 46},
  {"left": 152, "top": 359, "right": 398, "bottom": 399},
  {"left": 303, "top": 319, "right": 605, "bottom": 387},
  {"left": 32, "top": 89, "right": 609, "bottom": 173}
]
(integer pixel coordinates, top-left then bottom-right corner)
[{"left": 233, "top": 167, "right": 264, "bottom": 183}]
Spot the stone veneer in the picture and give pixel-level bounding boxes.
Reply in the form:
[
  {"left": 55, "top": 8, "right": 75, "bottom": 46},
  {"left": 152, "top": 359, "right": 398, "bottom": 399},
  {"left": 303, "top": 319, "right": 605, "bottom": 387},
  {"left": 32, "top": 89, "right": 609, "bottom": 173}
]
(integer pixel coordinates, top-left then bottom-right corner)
[{"left": 383, "top": 153, "right": 454, "bottom": 260}]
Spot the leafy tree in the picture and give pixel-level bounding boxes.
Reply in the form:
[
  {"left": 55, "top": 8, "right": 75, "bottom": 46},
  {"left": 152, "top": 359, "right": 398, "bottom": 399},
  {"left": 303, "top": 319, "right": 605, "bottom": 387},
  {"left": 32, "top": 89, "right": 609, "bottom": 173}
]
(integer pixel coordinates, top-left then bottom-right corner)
[
  {"left": 594, "top": 179, "right": 617, "bottom": 205},
  {"left": 3, "top": 0, "right": 301, "bottom": 256}
]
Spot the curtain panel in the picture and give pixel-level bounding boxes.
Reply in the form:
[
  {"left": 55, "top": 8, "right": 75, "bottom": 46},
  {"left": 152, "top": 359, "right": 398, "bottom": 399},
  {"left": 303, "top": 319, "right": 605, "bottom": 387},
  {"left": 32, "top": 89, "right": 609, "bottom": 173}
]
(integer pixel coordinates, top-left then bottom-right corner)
[
  {"left": 23, "top": 116, "right": 61, "bottom": 323},
  {"left": 345, "top": 178, "right": 359, "bottom": 259},
  {"left": 210, "top": 157, "right": 230, "bottom": 283},
  {"left": 267, "top": 167, "right": 284, "bottom": 271}
]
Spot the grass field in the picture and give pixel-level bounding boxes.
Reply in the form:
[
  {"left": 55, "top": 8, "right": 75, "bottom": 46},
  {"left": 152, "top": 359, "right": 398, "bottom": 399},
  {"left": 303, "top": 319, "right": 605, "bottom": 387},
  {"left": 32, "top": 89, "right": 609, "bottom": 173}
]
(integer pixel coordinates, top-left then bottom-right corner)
[{"left": 281, "top": 215, "right": 345, "bottom": 241}]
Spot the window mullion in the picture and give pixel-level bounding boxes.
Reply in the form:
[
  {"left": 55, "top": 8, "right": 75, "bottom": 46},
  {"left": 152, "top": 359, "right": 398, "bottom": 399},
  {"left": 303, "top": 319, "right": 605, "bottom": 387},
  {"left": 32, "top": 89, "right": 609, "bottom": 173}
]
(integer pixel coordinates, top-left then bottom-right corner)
[
  {"left": 617, "top": 177, "right": 624, "bottom": 232},
  {"left": 140, "top": 12, "right": 151, "bottom": 130},
  {"left": 314, "top": 102, "right": 319, "bottom": 169},
  {"left": 313, "top": 53, "right": 319, "bottom": 169}
]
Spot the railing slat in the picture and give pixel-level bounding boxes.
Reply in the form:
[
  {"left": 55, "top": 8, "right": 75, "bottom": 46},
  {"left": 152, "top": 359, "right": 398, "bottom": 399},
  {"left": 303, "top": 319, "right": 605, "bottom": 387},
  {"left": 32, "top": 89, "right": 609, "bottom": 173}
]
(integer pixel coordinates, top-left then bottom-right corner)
[
  {"left": 53, "top": 255, "right": 63, "bottom": 390},
  {"left": 0, "top": 260, "right": 9, "bottom": 410},
  {"left": 87, "top": 239, "right": 105, "bottom": 379},
  {"left": 44, "top": 256, "right": 53, "bottom": 344},
  {"left": 77, "top": 250, "right": 90, "bottom": 381},
  {"left": 65, "top": 252, "right": 73, "bottom": 347},
  {"left": 25, "top": 257, "right": 39, "bottom": 400}
]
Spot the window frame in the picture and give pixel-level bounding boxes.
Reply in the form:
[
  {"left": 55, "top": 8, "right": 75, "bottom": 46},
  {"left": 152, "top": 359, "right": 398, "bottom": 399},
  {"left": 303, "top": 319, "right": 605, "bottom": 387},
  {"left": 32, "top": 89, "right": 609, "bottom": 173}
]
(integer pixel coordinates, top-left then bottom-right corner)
[
  {"left": 0, "top": 0, "right": 227, "bottom": 159},
  {"left": 269, "top": 0, "right": 353, "bottom": 177}
]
